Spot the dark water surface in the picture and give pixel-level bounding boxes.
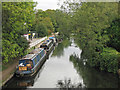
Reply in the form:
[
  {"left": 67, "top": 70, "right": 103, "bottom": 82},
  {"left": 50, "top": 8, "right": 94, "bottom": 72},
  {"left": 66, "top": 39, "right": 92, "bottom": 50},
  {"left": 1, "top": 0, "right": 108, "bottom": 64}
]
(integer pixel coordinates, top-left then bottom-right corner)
[{"left": 2, "top": 38, "right": 118, "bottom": 89}]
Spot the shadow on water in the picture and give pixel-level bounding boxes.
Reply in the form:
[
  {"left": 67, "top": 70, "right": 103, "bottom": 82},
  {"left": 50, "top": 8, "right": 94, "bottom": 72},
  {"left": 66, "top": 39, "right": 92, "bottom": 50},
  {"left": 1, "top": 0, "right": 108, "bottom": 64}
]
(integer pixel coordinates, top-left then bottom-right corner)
[
  {"left": 69, "top": 54, "right": 118, "bottom": 88},
  {"left": 56, "top": 78, "right": 86, "bottom": 89},
  {"left": 2, "top": 37, "right": 71, "bottom": 89},
  {"left": 56, "top": 38, "right": 118, "bottom": 89},
  {"left": 52, "top": 38, "right": 71, "bottom": 58},
  {"left": 2, "top": 63, "right": 45, "bottom": 90}
]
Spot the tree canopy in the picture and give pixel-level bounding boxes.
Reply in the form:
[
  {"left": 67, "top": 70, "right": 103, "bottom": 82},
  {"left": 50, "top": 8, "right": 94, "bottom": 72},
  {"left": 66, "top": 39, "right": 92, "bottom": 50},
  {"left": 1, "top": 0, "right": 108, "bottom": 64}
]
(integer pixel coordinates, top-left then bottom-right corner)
[
  {"left": 2, "top": 2, "right": 36, "bottom": 63},
  {"left": 59, "top": 1, "right": 119, "bottom": 73},
  {"left": 2, "top": 2, "right": 70, "bottom": 64},
  {"left": 2, "top": 1, "right": 120, "bottom": 74}
]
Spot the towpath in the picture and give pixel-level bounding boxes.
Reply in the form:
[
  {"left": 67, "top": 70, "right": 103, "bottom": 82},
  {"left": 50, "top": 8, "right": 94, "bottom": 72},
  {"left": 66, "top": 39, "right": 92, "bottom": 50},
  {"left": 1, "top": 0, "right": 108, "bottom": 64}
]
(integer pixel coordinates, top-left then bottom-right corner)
[
  {"left": 28, "top": 37, "right": 47, "bottom": 49},
  {"left": 1, "top": 37, "right": 47, "bottom": 86}
]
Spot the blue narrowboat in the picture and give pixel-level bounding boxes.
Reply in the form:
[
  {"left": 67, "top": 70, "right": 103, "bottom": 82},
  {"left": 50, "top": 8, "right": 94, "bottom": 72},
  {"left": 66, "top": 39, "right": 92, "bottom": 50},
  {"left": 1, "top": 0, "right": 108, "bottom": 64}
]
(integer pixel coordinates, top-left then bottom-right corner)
[
  {"left": 15, "top": 48, "right": 46, "bottom": 77},
  {"left": 40, "top": 39, "right": 53, "bottom": 53},
  {"left": 49, "top": 37, "right": 57, "bottom": 46}
]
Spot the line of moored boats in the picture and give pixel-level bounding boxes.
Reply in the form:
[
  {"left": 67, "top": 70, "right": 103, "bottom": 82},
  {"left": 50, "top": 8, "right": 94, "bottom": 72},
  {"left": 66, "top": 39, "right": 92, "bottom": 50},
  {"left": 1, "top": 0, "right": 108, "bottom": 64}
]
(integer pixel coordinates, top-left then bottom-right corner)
[{"left": 15, "top": 36, "right": 58, "bottom": 77}]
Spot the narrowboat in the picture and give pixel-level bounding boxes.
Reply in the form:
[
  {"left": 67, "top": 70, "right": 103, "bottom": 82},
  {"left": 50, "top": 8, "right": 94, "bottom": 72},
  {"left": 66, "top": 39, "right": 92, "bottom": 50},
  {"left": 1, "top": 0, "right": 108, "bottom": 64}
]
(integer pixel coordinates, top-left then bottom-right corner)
[
  {"left": 40, "top": 39, "right": 53, "bottom": 53},
  {"left": 49, "top": 37, "right": 57, "bottom": 46},
  {"left": 15, "top": 48, "right": 46, "bottom": 77}
]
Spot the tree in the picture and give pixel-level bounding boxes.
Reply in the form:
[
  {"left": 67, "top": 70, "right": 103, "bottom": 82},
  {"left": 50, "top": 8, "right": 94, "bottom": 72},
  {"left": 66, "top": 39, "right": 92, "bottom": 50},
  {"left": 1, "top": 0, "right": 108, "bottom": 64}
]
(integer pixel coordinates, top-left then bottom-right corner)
[
  {"left": 33, "top": 9, "right": 54, "bottom": 36},
  {"left": 35, "top": 22, "right": 48, "bottom": 37},
  {"left": 2, "top": 2, "right": 36, "bottom": 63},
  {"left": 59, "top": 1, "right": 119, "bottom": 73},
  {"left": 106, "top": 19, "right": 120, "bottom": 52}
]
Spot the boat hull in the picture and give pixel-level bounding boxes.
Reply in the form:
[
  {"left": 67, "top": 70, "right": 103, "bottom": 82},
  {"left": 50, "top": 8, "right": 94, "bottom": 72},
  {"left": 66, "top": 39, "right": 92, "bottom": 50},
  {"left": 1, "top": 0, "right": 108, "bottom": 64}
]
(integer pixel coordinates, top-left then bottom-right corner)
[{"left": 15, "top": 54, "right": 46, "bottom": 77}]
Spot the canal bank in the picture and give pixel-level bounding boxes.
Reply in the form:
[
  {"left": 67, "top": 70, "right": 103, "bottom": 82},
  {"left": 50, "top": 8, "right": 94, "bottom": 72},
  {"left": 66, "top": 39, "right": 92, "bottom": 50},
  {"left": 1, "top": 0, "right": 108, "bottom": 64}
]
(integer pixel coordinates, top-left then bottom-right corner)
[
  {"left": 1, "top": 37, "right": 48, "bottom": 87},
  {"left": 2, "top": 37, "right": 118, "bottom": 89}
]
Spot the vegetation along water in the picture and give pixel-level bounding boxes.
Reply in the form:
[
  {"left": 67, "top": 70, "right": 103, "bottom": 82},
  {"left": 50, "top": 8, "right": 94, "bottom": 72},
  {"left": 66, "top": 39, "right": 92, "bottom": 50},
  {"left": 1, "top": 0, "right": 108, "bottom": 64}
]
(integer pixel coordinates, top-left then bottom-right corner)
[
  {"left": 2, "top": 38, "right": 118, "bottom": 89},
  {"left": 1, "top": 1, "right": 120, "bottom": 88}
]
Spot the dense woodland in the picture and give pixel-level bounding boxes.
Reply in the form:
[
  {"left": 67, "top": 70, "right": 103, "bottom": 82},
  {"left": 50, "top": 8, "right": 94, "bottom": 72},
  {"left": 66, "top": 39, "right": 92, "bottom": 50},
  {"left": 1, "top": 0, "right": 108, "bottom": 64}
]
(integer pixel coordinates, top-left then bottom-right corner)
[{"left": 2, "top": 1, "right": 120, "bottom": 73}]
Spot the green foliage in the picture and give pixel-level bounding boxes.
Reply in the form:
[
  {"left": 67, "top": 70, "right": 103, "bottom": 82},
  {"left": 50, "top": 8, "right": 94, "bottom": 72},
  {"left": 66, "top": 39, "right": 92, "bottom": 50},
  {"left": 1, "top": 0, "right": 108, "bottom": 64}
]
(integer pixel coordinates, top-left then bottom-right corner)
[
  {"left": 2, "top": 1, "right": 119, "bottom": 74},
  {"left": 40, "top": 17, "right": 54, "bottom": 34},
  {"left": 106, "top": 19, "right": 120, "bottom": 52},
  {"left": 33, "top": 9, "right": 54, "bottom": 36},
  {"left": 35, "top": 22, "right": 48, "bottom": 37},
  {"left": 54, "top": 10, "right": 72, "bottom": 37},
  {"left": 33, "top": 9, "right": 72, "bottom": 37},
  {"left": 2, "top": 39, "right": 23, "bottom": 63},
  {"left": 45, "top": 9, "right": 58, "bottom": 32},
  {"left": 69, "top": 54, "right": 118, "bottom": 88},
  {"left": 100, "top": 48, "right": 119, "bottom": 73},
  {"left": 52, "top": 38, "right": 70, "bottom": 57},
  {"left": 2, "top": 2, "right": 36, "bottom": 64},
  {"left": 61, "top": 2, "right": 119, "bottom": 73},
  {"left": 2, "top": 2, "right": 71, "bottom": 64}
]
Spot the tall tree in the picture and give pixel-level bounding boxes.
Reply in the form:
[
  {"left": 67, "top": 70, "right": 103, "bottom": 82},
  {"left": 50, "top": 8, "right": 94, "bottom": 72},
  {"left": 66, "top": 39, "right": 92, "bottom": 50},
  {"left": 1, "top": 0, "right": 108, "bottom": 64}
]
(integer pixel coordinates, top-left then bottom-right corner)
[
  {"left": 2, "top": 2, "right": 36, "bottom": 63},
  {"left": 60, "top": 1, "right": 119, "bottom": 73}
]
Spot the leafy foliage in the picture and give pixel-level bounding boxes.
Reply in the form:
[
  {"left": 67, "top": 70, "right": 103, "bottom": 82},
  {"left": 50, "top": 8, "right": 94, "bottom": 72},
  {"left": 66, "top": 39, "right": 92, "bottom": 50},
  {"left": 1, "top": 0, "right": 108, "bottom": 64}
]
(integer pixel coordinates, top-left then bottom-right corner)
[
  {"left": 2, "top": 2, "right": 36, "bottom": 64},
  {"left": 69, "top": 54, "right": 118, "bottom": 88},
  {"left": 100, "top": 48, "right": 119, "bottom": 73},
  {"left": 33, "top": 10, "right": 54, "bottom": 37},
  {"left": 33, "top": 9, "right": 72, "bottom": 37},
  {"left": 2, "top": 2, "right": 72, "bottom": 64},
  {"left": 2, "top": 1, "right": 120, "bottom": 74},
  {"left": 60, "top": 1, "right": 119, "bottom": 73},
  {"left": 106, "top": 19, "right": 120, "bottom": 52},
  {"left": 35, "top": 22, "right": 48, "bottom": 37}
]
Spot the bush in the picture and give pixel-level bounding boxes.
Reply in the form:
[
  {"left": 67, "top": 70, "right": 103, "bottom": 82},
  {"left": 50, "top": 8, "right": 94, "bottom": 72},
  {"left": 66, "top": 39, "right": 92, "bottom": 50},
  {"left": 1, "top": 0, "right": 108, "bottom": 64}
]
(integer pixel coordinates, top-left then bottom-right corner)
[
  {"left": 100, "top": 48, "right": 119, "bottom": 73},
  {"left": 2, "top": 38, "right": 28, "bottom": 64}
]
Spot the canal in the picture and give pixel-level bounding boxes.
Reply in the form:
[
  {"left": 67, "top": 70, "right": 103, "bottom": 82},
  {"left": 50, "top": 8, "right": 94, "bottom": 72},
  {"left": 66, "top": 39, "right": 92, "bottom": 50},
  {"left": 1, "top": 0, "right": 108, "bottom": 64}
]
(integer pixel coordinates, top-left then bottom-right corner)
[{"left": 2, "top": 38, "right": 118, "bottom": 89}]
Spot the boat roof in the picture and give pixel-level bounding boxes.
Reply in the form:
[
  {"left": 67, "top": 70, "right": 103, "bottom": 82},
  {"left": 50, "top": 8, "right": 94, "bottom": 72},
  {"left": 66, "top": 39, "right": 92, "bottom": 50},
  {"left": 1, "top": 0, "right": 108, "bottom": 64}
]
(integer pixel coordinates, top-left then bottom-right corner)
[
  {"left": 29, "top": 48, "right": 43, "bottom": 54},
  {"left": 20, "top": 54, "right": 35, "bottom": 60},
  {"left": 20, "top": 48, "right": 44, "bottom": 60},
  {"left": 42, "top": 40, "right": 52, "bottom": 46},
  {"left": 49, "top": 37, "right": 54, "bottom": 39}
]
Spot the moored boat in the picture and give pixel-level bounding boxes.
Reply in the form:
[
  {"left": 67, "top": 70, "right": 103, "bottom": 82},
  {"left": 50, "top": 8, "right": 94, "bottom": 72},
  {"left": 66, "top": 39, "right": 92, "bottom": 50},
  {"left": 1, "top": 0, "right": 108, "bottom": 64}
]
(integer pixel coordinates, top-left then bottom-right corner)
[
  {"left": 49, "top": 37, "right": 57, "bottom": 46},
  {"left": 40, "top": 39, "right": 54, "bottom": 53},
  {"left": 15, "top": 48, "right": 46, "bottom": 77}
]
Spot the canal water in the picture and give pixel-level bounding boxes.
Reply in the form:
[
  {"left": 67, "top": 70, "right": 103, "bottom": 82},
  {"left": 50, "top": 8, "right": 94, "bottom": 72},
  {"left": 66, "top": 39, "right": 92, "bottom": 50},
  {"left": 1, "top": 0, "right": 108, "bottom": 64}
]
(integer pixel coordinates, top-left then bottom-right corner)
[{"left": 2, "top": 38, "right": 118, "bottom": 89}]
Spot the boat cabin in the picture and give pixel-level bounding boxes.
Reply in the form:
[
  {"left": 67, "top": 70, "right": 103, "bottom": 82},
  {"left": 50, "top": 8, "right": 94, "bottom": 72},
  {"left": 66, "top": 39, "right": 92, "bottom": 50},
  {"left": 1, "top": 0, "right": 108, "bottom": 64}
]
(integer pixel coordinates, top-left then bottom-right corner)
[
  {"left": 15, "top": 48, "right": 46, "bottom": 76},
  {"left": 40, "top": 40, "right": 53, "bottom": 51}
]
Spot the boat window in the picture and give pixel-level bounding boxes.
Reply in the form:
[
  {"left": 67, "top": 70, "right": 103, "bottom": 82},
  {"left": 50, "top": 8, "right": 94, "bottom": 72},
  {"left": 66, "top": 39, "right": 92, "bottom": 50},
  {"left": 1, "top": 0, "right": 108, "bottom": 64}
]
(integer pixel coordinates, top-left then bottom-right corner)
[
  {"left": 19, "top": 59, "right": 33, "bottom": 68},
  {"left": 26, "top": 60, "right": 34, "bottom": 69},
  {"left": 41, "top": 45, "right": 47, "bottom": 48},
  {"left": 43, "top": 45, "right": 47, "bottom": 48},
  {"left": 37, "top": 54, "right": 40, "bottom": 61},
  {"left": 34, "top": 57, "right": 38, "bottom": 65},
  {"left": 39, "top": 50, "right": 44, "bottom": 60}
]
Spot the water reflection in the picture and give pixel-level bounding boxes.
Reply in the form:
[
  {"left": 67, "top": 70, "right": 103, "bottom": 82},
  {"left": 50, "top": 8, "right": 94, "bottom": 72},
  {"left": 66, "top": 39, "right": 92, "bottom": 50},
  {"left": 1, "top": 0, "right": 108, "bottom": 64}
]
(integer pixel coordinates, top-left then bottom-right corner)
[
  {"left": 52, "top": 43, "right": 64, "bottom": 57},
  {"left": 52, "top": 38, "right": 71, "bottom": 57},
  {"left": 56, "top": 78, "right": 86, "bottom": 89},
  {"left": 2, "top": 37, "right": 81, "bottom": 89},
  {"left": 69, "top": 54, "right": 118, "bottom": 88},
  {"left": 2, "top": 37, "right": 117, "bottom": 89},
  {"left": 2, "top": 63, "right": 45, "bottom": 89},
  {"left": 30, "top": 38, "right": 82, "bottom": 88}
]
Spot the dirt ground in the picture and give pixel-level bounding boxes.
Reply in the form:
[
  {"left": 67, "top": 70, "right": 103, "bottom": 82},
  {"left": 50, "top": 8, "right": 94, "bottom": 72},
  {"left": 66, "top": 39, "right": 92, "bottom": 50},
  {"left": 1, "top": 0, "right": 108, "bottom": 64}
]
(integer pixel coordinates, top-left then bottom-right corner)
[{"left": 2, "top": 60, "right": 18, "bottom": 84}]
